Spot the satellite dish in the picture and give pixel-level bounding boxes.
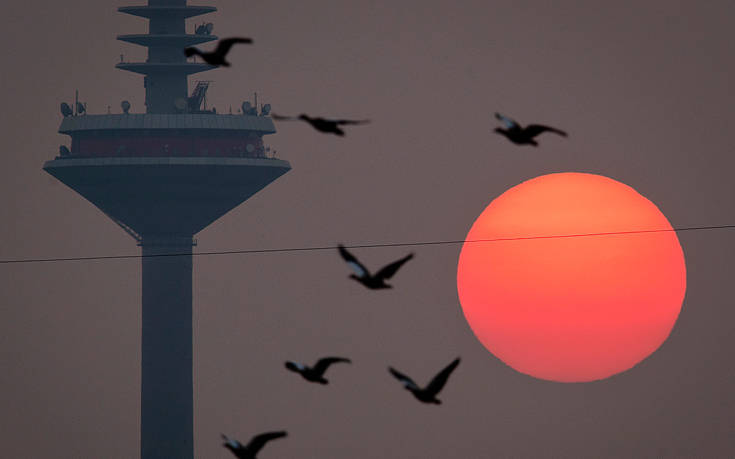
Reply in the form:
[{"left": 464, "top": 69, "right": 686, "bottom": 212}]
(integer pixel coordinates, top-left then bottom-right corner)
[
  {"left": 195, "top": 24, "right": 205, "bottom": 35},
  {"left": 205, "top": 23, "right": 214, "bottom": 35},
  {"left": 60, "top": 102, "right": 73, "bottom": 117},
  {"left": 121, "top": 100, "right": 131, "bottom": 114},
  {"left": 59, "top": 145, "right": 71, "bottom": 156},
  {"left": 76, "top": 102, "right": 86, "bottom": 115},
  {"left": 261, "top": 103, "right": 271, "bottom": 116},
  {"left": 174, "top": 97, "right": 187, "bottom": 111}
]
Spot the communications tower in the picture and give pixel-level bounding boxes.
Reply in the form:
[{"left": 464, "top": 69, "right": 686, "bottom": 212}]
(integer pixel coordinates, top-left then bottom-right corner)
[{"left": 42, "top": 1, "right": 290, "bottom": 458}]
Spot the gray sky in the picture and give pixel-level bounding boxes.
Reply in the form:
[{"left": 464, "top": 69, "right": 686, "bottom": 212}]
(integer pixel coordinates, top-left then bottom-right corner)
[{"left": 3, "top": 0, "right": 735, "bottom": 457}]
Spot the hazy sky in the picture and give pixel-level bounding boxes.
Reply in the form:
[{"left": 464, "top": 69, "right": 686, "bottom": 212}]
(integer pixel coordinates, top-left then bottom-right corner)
[{"left": 3, "top": 1, "right": 735, "bottom": 457}]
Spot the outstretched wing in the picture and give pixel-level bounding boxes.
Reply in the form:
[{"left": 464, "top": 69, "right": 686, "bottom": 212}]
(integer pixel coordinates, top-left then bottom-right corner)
[
  {"left": 375, "top": 253, "right": 414, "bottom": 281},
  {"left": 425, "top": 358, "right": 460, "bottom": 396},
  {"left": 285, "top": 361, "right": 306, "bottom": 373},
  {"left": 215, "top": 37, "right": 253, "bottom": 56},
  {"left": 338, "top": 245, "right": 370, "bottom": 278},
  {"left": 183, "top": 47, "right": 200, "bottom": 58},
  {"left": 334, "top": 119, "right": 371, "bottom": 125},
  {"left": 271, "top": 113, "right": 296, "bottom": 121},
  {"left": 495, "top": 112, "right": 519, "bottom": 129},
  {"left": 221, "top": 434, "right": 241, "bottom": 450},
  {"left": 313, "top": 357, "right": 351, "bottom": 375},
  {"left": 245, "top": 431, "right": 288, "bottom": 454},
  {"left": 389, "top": 367, "right": 420, "bottom": 390},
  {"left": 524, "top": 124, "right": 567, "bottom": 138}
]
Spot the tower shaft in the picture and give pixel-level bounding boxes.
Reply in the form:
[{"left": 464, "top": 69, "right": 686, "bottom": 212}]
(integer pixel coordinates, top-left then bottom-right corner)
[{"left": 140, "top": 238, "right": 193, "bottom": 459}]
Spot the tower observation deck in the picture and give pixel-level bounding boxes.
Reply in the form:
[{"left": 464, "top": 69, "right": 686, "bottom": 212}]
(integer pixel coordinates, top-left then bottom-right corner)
[{"left": 42, "top": 2, "right": 290, "bottom": 458}]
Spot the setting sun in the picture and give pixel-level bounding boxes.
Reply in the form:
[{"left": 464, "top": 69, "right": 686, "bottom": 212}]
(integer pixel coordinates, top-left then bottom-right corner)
[{"left": 456, "top": 173, "right": 687, "bottom": 382}]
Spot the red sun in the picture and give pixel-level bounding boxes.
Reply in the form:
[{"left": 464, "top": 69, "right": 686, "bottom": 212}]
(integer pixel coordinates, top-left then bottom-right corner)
[{"left": 456, "top": 173, "right": 686, "bottom": 382}]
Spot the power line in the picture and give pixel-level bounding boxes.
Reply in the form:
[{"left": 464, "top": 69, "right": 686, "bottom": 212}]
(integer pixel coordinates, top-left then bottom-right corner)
[{"left": 1, "top": 224, "right": 733, "bottom": 265}]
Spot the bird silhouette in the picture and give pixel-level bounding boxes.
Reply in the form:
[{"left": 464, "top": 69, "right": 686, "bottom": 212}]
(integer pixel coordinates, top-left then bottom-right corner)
[
  {"left": 338, "top": 245, "right": 413, "bottom": 289},
  {"left": 388, "top": 358, "right": 460, "bottom": 404},
  {"left": 183, "top": 37, "right": 253, "bottom": 67},
  {"left": 271, "top": 113, "right": 369, "bottom": 136},
  {"left": 285, "top": 357, "right": 351, "bottom": 384},
  {"left": 493, "top": 112, "right": 567, "bottom": 146},
  {"left": 221, "top": 431, "right": 287, "bottom": 459}
]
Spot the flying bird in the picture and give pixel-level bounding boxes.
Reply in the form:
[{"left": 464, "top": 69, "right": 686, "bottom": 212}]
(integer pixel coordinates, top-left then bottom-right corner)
[
  {"left": 221, "top": 431, "right": 287, "bottom": 459},
  {"left": 493, "top": 112, "right": 567, "bottom": 146},
  {"left": 285, "top": 357, "right": 351, "bottom": 384},
  {"left": 338, "top": 245, "right": 413, "bottom": 289},
  {"left": 183, "top": 37, "right": 253, "bottom": 67},
  {"left": 271, "top": 113, "right": 369, "bottom": 136},
  {"left": 388, "top": 358, "right": 460, "bottom": 404}
]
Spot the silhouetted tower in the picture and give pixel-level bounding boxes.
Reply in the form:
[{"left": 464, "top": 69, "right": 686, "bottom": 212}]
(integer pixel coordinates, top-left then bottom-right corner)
[{"left": 42, "top": 2, "right": 290, "bottom": 458}]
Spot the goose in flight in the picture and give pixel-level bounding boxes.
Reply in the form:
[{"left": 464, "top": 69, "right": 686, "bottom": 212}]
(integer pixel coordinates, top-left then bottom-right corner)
[
  {"left": 285, "top": 357, "right": 351, "bottom": 384},
  {"left": 184, "top": 37, "right": 253, "bottom": 67},
  {"left": 388, "top": 358, "right": 460, "bottom": 404},
  {"left": 494, "top": 112, "right": 567, "bottom": 146},
  {"left": 272, "top": 113, "right": 370, "bottom": 136},
  {"left": 338, "top": 245, "right": 413, "bottom": 289},
  {"left": 221, "top": 431, "right": 287, "bottom": 459}
]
